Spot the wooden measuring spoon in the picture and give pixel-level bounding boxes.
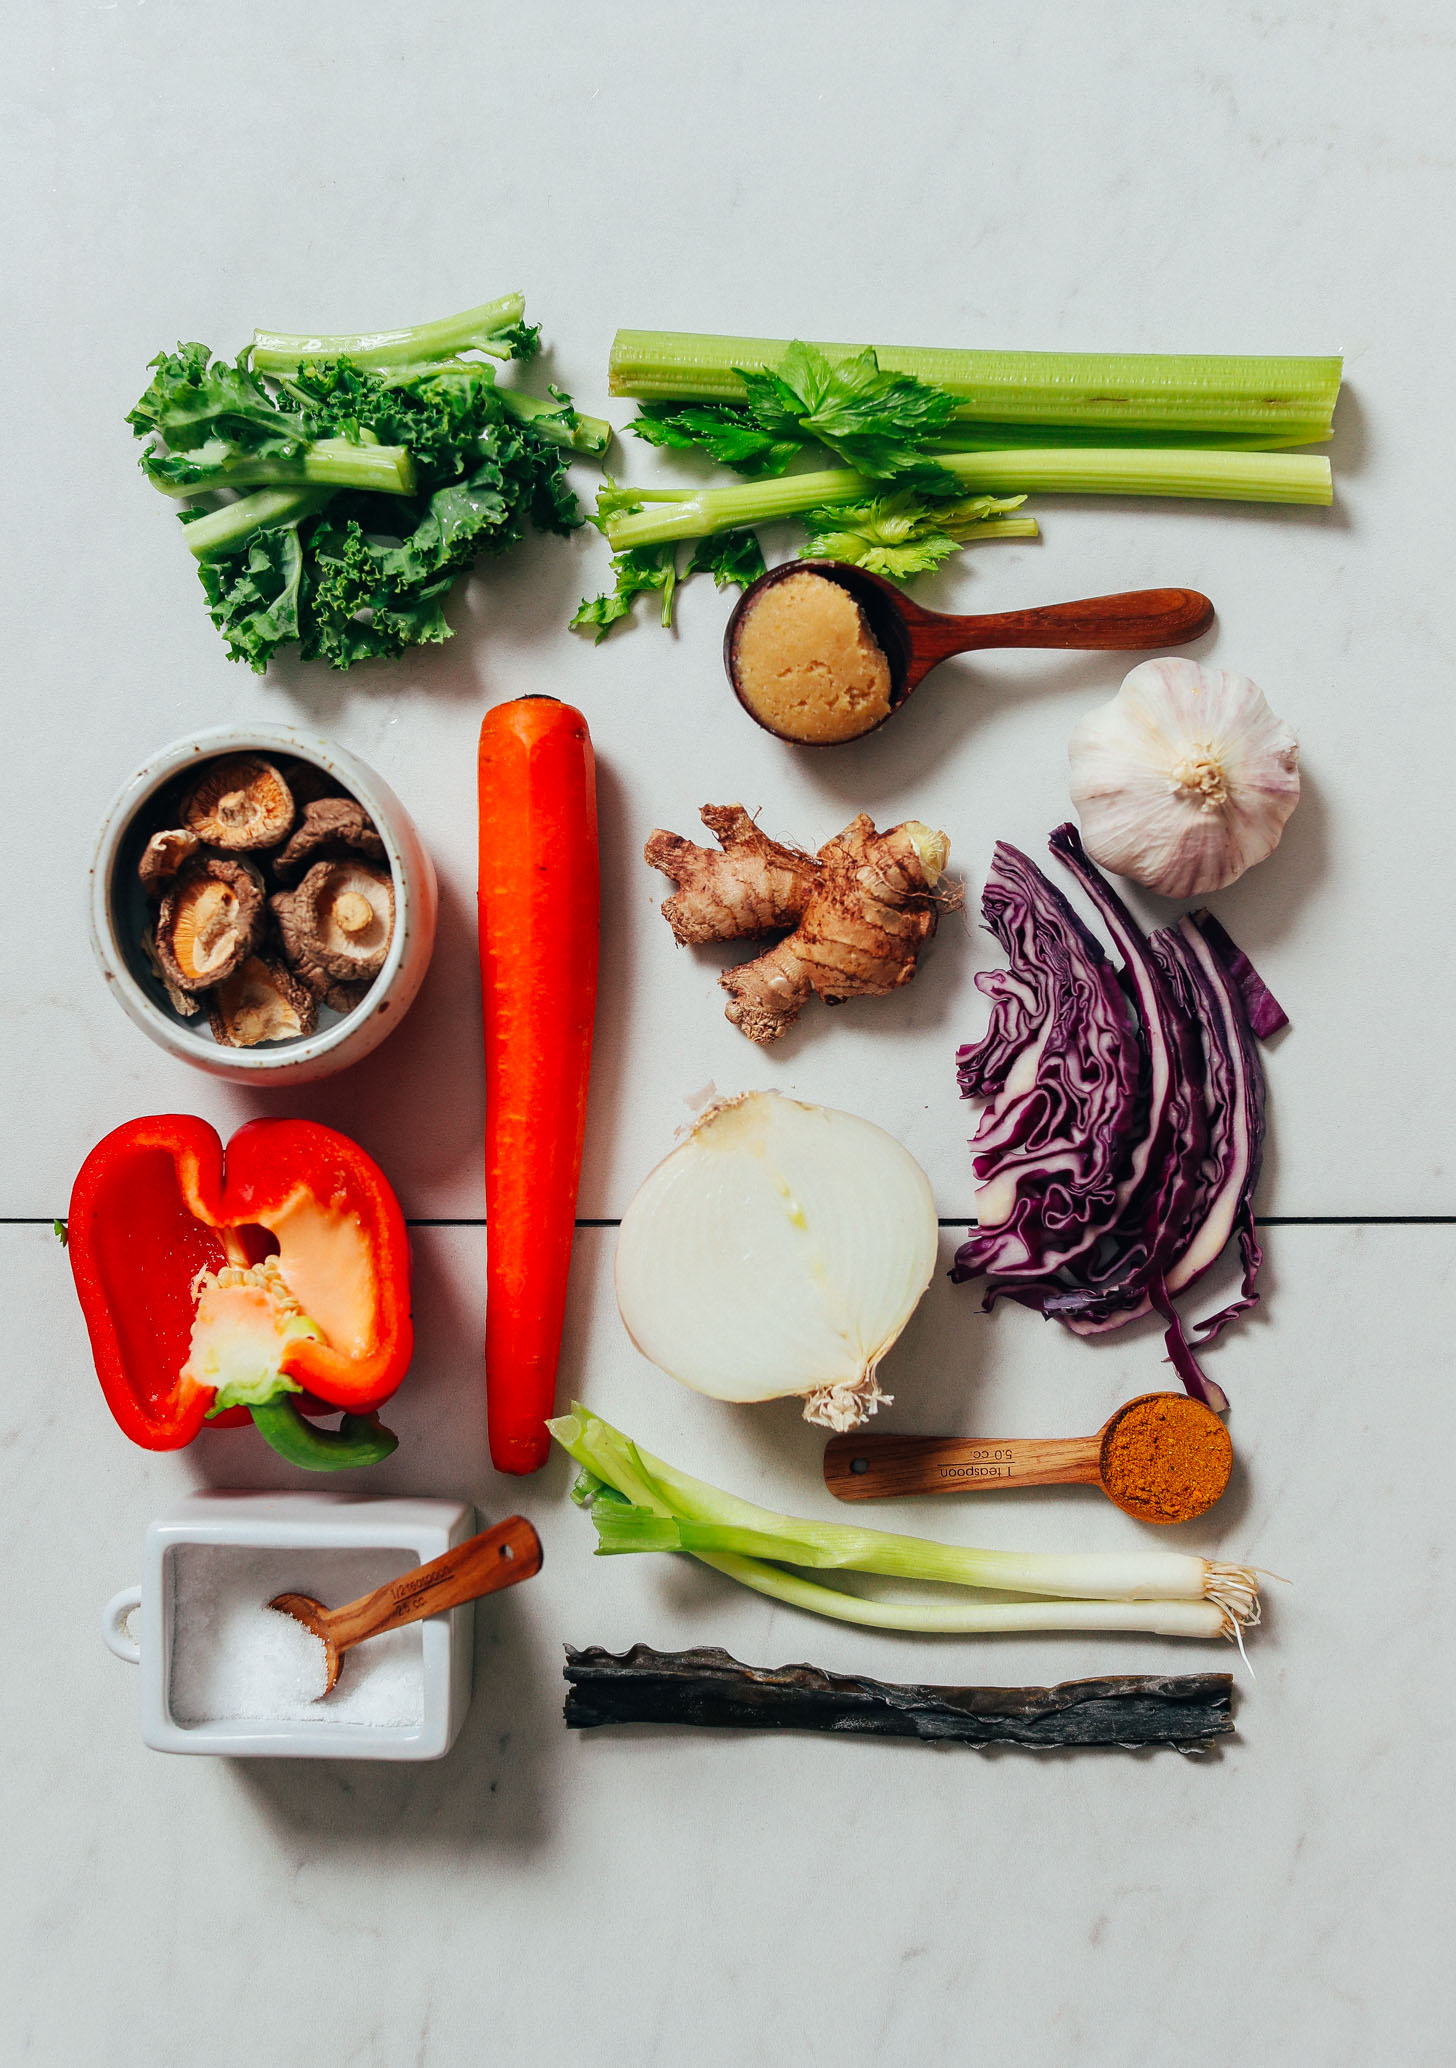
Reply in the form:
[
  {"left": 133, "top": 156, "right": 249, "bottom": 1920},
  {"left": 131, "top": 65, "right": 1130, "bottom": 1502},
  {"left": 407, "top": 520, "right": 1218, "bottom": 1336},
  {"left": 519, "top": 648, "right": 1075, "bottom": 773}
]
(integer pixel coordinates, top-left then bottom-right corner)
[
  {"left": 724, "top": 559, "right": 1214, "bottom": 743},
  {"left": 823, "top": 1394, "right": 1232, "bottom": 1525},
  {"left": 270, "top": 1514, "right": 542, "bottom": 1696}
]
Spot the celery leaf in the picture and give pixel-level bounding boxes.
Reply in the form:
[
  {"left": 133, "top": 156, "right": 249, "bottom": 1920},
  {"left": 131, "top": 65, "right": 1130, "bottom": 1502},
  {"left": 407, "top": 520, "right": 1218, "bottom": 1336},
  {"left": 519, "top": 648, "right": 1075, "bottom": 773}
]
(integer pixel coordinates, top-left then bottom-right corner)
[
  {"left": 737, "top": 342, "right": 962, "bottom": 485},
  {"left": 571, "top": 545, "right": 679, "bottom": 641},
  {"left": 684, "top": 529, "right": 766, "bottom": 590},
  {"left": 803, "top": 490, "right": 1029, "bottom": 580},
  {"left": 627, "top": 344, "right": 964, "bottom": 486},
  {"left": 633, "top": 403, "right": 800, "bottom": 478}
]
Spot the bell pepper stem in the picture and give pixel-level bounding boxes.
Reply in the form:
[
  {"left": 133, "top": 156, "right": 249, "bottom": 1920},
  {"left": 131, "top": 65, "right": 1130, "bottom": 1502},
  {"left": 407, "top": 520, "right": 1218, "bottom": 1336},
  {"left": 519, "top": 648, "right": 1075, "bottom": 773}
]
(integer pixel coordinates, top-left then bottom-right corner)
[{"left": 248, "top": 1399, "right": 399, "bottom": 1472}]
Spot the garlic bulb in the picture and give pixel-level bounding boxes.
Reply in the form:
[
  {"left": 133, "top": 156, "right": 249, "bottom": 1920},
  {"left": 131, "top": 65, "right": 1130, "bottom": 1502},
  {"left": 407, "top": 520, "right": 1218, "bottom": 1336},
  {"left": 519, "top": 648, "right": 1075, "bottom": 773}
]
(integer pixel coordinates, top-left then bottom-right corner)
[
  {"left": 1068, "top": 658, "right": 1300, "bottom": 899},
  {"left": 614, "top": 1090, "right": 939, "bottom": 1432}
]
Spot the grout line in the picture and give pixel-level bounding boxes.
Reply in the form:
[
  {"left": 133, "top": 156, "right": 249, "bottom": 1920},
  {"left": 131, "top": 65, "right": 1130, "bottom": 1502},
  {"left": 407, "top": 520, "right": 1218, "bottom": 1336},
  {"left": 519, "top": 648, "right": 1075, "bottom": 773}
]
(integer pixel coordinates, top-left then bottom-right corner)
[
  {"left": 412, "top": 1215, "right": 1456, "bottom": 1229},
  {"left": 14, "top": 1214, "right": 1456, "bottom": 1231}
]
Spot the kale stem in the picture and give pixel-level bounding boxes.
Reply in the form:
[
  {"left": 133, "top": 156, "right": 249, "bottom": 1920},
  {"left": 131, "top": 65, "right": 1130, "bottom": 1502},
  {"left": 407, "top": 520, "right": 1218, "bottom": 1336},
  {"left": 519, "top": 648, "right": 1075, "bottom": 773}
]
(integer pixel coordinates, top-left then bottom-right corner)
[
  {"left": 250, "top": 296, "right": 529, "bottom": 373},
  {"left": 498, "top": 388, "right": 613, "bottom": 457},
  {"left": 182, "top": 487, "right": 336, "bottom": 561},
  {"left": 150, "top": 436, "right": 416, "bottom": 499}
]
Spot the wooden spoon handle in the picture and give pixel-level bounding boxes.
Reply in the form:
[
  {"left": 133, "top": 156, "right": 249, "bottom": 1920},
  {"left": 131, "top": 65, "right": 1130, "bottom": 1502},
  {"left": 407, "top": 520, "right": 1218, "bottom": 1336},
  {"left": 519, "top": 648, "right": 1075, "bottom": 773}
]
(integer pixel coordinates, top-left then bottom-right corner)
[
  {"left": 325, "top": 1515, "right": 543, "bottom": 1654},
  {"left": 823, "top": 1432, "right": 1103, "bottom": 1502},
  {"left": 921, "top": 586, "right": 1214, "bottom": 665}
]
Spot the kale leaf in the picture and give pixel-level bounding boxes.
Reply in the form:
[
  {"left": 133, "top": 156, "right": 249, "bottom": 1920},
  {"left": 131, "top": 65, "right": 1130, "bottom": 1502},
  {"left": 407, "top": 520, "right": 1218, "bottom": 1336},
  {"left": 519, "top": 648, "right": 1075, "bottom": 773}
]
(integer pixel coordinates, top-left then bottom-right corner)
[
  {"left": 128, "top": 344, "right": 306, "bottom": 458},
  {"left": 131, "top": 304, "right": 596, "bottom": 671},
  {"left": 197, "top": 396, "right": 582, "bottom": 671}
]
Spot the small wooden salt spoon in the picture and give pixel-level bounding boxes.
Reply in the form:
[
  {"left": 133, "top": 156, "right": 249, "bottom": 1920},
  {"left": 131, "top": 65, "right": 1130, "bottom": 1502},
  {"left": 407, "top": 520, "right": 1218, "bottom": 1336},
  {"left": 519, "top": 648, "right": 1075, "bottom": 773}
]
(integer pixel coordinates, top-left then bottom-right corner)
[
  {"left": 823, "top": 1393, "right": 1232, "bottom": 1525},
  {"left": 724, "top": 559, "right": 1214, "bottom": 743},
  {"left": 270, "top": 1514, "right": 542, "bottom": 1696}
]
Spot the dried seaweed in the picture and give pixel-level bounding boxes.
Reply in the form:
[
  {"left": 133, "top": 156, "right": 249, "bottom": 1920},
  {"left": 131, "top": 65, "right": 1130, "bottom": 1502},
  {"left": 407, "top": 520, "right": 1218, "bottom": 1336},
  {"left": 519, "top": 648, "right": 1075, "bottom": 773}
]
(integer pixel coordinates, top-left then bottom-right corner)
[{"left": 564, "top": 1644, "right": 1234, "bottom": 1752}]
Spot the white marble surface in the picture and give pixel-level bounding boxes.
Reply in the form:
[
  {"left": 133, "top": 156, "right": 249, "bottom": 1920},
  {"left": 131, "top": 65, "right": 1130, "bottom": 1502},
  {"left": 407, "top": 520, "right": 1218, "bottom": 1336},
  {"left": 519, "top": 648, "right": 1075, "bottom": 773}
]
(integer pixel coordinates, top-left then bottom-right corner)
[
  {"left": 4, "top": 5, "right": 1455, "bottom": 2063},
  {"left": 6, "top": 1219, "right": 1455, "bottom": 2064}
]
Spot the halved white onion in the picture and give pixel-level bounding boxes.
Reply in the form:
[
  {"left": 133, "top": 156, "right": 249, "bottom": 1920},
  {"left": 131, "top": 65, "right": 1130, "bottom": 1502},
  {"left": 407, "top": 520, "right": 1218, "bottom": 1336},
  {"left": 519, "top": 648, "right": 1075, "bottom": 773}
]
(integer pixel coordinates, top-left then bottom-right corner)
[{"left": 614, "top": 1090, "right": 939, "bottom": 1431}]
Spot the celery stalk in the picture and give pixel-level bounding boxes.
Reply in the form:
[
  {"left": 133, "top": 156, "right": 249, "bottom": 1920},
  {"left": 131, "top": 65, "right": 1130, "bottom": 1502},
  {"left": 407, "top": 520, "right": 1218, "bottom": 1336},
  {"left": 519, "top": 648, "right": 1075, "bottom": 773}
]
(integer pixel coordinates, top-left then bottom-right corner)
[
  {"left": 609, "top": 330, "right": 1342, "bottom": 440},
  {"left": 601, "top": 448, "right": 1332, "bottom": 550},
  {"left": 928, "top": 421, "right": 1325, "bottom": 453}
]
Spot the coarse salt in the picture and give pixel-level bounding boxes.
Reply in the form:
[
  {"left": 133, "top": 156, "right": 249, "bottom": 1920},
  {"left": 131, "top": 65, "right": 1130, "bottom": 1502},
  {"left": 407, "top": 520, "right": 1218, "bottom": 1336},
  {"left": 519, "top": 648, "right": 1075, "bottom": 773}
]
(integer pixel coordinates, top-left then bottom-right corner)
[{"left": 169, "top": 1544, "right": 426, "bottom": 1728}]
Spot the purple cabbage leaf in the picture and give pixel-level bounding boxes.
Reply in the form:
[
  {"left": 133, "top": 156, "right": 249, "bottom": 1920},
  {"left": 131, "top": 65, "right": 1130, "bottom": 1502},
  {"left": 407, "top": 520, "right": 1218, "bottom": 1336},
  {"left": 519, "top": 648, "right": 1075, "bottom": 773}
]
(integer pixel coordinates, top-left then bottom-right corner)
[
  {"left": 953, "top": 825, "right": 1289, "bottom": 1409},
  {"left": 951, "top": 839, "right": 1141, "bottom": 1282}
]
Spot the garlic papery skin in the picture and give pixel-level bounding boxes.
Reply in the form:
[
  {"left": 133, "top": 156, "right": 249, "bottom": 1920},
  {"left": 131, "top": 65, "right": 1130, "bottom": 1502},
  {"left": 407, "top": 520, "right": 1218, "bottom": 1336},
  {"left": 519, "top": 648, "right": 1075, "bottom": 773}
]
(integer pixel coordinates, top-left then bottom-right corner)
[
  {"left": 614, "top": 1090, "right": 939, "bottom": 1432},
  {"left": 1068, "top": 657, "right": 1300, "bottom": 899}
]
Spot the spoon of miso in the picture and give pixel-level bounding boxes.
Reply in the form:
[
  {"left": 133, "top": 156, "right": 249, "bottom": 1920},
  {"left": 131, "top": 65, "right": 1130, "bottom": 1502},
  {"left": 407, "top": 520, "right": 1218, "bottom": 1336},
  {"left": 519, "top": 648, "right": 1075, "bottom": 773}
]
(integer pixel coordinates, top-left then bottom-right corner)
[
  {"left": 823, "top": 1394, "right": 1232, "bottom": 1525},
  {"left": 724, "top": 560, "right": 1214, "bottom": 745},
  {"left": 270, "top": 1513, "right": 542, "bottom": 1697}
]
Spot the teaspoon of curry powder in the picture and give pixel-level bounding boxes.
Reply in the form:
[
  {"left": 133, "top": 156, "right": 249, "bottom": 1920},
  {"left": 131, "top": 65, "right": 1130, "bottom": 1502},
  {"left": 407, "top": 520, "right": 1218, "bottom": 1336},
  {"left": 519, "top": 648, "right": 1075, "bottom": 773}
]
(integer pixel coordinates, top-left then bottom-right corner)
[{"left": 824, "top": 1392, "right": 1232, "bottom": 1525}]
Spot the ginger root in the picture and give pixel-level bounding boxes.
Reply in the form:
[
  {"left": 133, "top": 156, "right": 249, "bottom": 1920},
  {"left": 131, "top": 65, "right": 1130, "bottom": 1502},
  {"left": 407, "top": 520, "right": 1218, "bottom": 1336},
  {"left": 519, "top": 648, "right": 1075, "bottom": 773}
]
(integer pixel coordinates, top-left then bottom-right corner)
[{"left": 645, "top": 804, "right": 951, "bottom": 1043}]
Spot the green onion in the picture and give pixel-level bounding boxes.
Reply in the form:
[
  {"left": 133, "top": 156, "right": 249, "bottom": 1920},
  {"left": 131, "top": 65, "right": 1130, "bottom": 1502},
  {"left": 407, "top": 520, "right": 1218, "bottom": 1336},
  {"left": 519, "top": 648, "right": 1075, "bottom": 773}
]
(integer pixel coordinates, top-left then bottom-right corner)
[
  {"left": 609, "top": 330, "right": 1342, "bottom": 441},
  {"left": 550, "top": 1407, "right": 1258, "bottom": 1642},
  {"left": 676, "top": 1553, "right": 1228, "bottom": 1639},
  {"left": 601, "top": 447, "right": 1331, "bottom": 552}
]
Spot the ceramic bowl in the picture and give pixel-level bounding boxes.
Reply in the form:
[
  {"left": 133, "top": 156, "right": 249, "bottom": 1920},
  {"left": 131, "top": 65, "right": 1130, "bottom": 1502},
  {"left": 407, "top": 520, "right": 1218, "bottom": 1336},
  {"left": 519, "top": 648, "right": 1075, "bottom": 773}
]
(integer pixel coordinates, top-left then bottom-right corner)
[
  {"left": 89, "top": 723, "right": 438, "bottom": 1084},
  {"left": 101, "top": 1492, "right": 476, "bottom": 1760}
]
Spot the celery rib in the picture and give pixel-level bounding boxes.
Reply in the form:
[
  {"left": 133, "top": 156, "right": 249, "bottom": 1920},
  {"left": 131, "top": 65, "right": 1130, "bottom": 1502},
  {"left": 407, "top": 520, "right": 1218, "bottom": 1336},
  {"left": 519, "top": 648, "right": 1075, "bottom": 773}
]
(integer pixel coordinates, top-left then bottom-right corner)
[
  {"left": 602, "top": 448, "right": 1331, "bottom": 551},
  {"left": 929, "top": 421, "right": 1328, "bottom": 453},
  {"left": 609, "top": 330, "right": 1342, "bottom": 440}
]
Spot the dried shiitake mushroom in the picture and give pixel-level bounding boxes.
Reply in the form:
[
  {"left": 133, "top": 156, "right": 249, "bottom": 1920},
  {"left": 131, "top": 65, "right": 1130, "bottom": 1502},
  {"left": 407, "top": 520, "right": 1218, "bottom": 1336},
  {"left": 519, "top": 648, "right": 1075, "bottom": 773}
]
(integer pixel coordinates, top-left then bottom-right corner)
[
  {"left": 271, "top": 859, "right": 395, "bottom": 986},
  {"left": 272, "top": 797, "right": 386, "bottom": 885},
  {"left": 180, "top": 755, "right": 295, "bottom": 852},
  {"left": 138, "top": 827, "right": 200, "bottom": 896},
  {"left": 294, "top": 965, "right": 375, "bottom": 1016},
  {"left": 156, "top": 855, "right": 265, "bottom": 993},
  {"left": 208, "top": 956, "right": 318, "bottom": 1048},
  {"left": 140, "top": 921, "right": 201, "bottom": 1017},
  {"left": 278, "top": 757, "right": 350, "bottom": 810}
]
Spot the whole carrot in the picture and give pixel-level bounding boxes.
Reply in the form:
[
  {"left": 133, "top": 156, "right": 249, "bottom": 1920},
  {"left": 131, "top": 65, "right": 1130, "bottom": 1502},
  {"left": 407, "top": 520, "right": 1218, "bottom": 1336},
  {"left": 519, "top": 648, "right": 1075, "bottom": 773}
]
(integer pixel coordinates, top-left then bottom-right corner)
[{"left": 478, "top": 697, "right": 599, "bottom": 1473}]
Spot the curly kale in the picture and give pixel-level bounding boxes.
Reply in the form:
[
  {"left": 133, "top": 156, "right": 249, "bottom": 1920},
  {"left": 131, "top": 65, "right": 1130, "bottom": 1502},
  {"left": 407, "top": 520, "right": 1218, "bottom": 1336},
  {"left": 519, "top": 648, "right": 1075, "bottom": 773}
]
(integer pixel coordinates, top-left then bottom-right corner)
[{"left": 131, "top": 301, "right": 607, "bottom": 672}]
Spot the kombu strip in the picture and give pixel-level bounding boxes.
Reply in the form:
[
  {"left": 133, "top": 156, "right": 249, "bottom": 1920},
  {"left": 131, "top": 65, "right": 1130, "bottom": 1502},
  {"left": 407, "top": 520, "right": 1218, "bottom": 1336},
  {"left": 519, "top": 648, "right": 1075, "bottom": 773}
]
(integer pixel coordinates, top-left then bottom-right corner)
[{"left": 563, "top": 1645, "right": 1234, "bottom": 1751}]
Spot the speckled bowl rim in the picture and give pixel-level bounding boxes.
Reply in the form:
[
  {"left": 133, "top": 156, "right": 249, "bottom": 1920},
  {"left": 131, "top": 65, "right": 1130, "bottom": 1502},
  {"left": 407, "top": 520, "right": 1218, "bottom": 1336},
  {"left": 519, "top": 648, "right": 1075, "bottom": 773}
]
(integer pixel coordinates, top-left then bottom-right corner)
[{"left": 89, "top": 723, "right": 434, "bottom": 1077}]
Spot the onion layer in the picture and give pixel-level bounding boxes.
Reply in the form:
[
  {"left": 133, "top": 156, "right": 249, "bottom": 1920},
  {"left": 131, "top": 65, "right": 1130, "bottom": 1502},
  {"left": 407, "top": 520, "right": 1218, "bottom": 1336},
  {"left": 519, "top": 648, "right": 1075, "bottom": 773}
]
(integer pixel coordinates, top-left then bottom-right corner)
[{"left": 614, "top": 1091, "right": 939, "bottom": 1431}]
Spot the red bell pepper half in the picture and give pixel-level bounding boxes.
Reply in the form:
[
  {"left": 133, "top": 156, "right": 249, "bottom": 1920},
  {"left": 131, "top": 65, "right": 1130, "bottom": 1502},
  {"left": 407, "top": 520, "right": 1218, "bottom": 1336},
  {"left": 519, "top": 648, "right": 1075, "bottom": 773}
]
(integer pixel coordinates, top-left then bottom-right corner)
[{"left": 68, "top": 1115, "right": 413, "bottom": 1471}]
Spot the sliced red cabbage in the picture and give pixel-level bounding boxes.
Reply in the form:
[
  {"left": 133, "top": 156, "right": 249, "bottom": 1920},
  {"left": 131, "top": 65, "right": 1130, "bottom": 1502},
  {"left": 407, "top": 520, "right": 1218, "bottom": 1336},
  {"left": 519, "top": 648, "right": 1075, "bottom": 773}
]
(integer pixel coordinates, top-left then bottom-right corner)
[
  {"left": 1191, "top": 909, "right": 1290, "bottom": 1039},
  {"left": 953, "top": 827, "right": 1287, "bottom": 1409},
  {"left": 952, "top": 840, "right": 1141, "bottom": 1280}
]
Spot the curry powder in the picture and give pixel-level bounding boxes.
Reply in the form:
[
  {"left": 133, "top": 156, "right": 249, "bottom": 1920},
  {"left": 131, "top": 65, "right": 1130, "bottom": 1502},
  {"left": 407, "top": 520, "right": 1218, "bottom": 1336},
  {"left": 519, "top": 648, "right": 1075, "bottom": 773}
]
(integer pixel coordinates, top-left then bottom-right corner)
[{"left": 1100, "top": 1393, "right": 1232, "bottom": 1524}]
